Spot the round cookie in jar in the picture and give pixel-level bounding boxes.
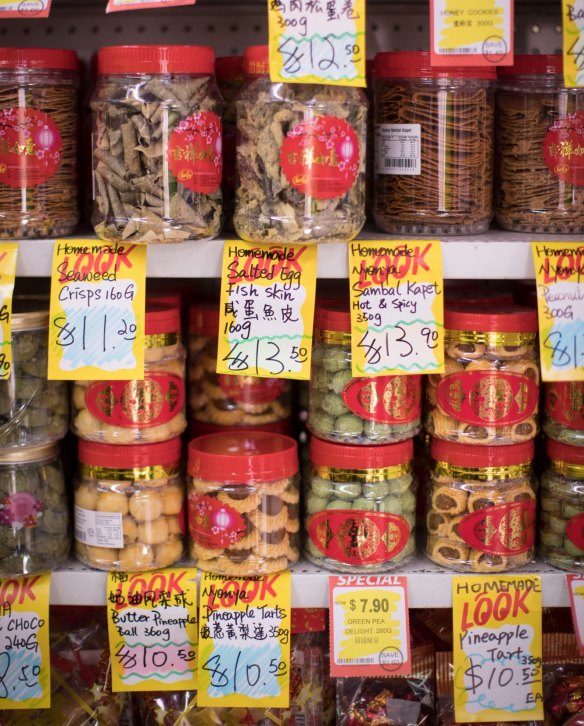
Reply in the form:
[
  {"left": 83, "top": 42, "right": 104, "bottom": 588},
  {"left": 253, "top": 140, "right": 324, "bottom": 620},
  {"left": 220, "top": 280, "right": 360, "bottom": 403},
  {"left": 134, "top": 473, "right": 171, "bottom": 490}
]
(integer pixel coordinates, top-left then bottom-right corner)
[
  {"left": 189, "top": 302, "right": 292, "bottom": 428},
  {"left": 544, "top": 380, "right": 584, "bottom": 446},
  {"left": 74, "top": 437, "right": 185, "bottom": 572},
  {"left": 305, "top": 437, "right": 417, "bottom": 572},
  {"left": 308, "top": 303, "right": 422, "bottom": 445},
  {"left": 426, "top": 306, "right": 540, "bottom": 445},
  {"left": 425, "top": 439, "right": 537, "bottom": 573},
  {"left": 72, "top": 302, "right": 187, "bottom": 444},
  {"left": 188, "top": 431, "right": 300, "bottom": 575}
]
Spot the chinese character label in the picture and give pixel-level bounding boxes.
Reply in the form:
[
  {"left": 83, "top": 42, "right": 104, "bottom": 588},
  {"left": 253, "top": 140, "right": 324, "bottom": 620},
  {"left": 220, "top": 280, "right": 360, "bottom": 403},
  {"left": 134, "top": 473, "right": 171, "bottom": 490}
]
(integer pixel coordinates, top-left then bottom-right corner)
[{"left": 0, "top": 243, "right": 18, "bottom": 381}]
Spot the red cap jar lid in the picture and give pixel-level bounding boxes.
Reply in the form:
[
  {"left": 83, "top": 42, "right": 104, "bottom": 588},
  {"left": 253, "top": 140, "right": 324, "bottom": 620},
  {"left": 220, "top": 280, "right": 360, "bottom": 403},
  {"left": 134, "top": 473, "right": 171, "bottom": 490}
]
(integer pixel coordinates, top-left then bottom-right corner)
[
  {"left": 149, "top": 292, "right": 182, "bottom": 309},
  {"left": 431, "top": 438, "right": 534, "bottom": 468},
  {"left": 79, "top": 437, "right": 182, "bottom": 469},
  {"left": 0, "top": 48, "right": 78, "bottom": 72},
  {"left": 243, "top": 45, "right": 269, "bottom": 77},
  {"left": 291, "top": 608, "right": 327, "bottom": 633},
  {"left": 146, "top": 302, "right": 181, "bottom": 335},
  {"left": 188, "top": 432, "right": 298, "bottom": 483},
  {"left": 314, "top": 302, "right": 350, "bottom": 333},
  {"left": 547, "top": 439, "right": 584, "bottom": 466},
  {"left": 444, "top": 305, "right": 538, "bottom": 333},
  {"left": 215, "top": 55, "right": 244, "bottom": 83},
  {"left": 498, "top": 54, "right": 562, "bottom": 77},
  {"left": 374, "top": 51, "right": 497, "bottom": 80},
  {"left": 310, "top": 436, "right": 413, "bottom": 469},
  {"left": 98, "top": 45, "right": 215, "bottom": 75},
  {"left": 190, "top": 419, "right": 293, "bottom": 438},
  {"left": 189, "top": 302, "right": 219, "bottom": 336}
]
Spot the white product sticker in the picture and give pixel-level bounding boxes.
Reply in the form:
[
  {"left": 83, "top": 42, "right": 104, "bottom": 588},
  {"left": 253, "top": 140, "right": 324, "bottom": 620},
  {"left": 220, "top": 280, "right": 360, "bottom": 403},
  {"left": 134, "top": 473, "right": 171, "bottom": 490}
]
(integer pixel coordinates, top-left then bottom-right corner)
[
  {"left": 375, "top": 124, "right": 421, "bottom": 175},
  {"left": 75, "top": 505, "right": 124, "bottom": 548}
]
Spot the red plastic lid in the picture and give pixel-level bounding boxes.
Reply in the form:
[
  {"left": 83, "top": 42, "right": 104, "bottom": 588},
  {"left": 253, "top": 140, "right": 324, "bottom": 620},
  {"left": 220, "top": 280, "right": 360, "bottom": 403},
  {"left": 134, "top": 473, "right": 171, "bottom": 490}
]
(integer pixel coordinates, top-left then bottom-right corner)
[
  {"left": 146, "top": 302, "right": 181, "bottom": 335},
  {"left": 445, "top": 287, "right": 514, "bottom": 308},
  {"left": 190, "top": 419, "right": 293, "bottom": 437},
  {"left": 98, "top": 45, "right": 214, "bottom": 75},
  {"left": 444, "top": 305, "right": 538, "bottom": 333},
  {"left": 547, "top": 438, "right": 584, "bottom": 466},
  {"left": 189, "top": 302, "right": 219, "bottom": 336},
  {"left": 150, "top": 292, "right": 182, "bottom": 310},
  {"left": 431, "top": 438, "right": 534, "bottom": 468},
  {"left": 374, "top": 51, "right": 497, "bottom": 80},
  {"left": 311, "top": 436, "right": 413, "bottom": 469},
  {"left": 188, "top": 432, "right": 298, "bottom": 483},
  {"left": 79, "top": 437, "right": 182, "bottom": 469},
  {"left": 498, "top": 54, "right": 562, "bottom": 77},
  {"left": 0, "top": 48, "right": 78, "bottom": 72},
  {"left": 314, "top": 302, "right": 350, "bottom": 333},
  {"left": 291, "top": 608, "right": 327, "bottom": 633},
  {"left": 243, "top": 45, "right": 269, "bottom": 77},
  {"left": 215, "top": 55, "right": 244, "bottom": 83}
]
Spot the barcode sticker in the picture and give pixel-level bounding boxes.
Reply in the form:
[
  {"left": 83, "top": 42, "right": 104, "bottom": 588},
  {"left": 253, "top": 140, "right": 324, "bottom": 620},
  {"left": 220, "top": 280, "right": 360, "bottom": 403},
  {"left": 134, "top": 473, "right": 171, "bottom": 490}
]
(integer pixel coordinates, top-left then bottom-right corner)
[
  {"left": 375, "top": 124, "right": 421, "bottom": 176},
  {"left": 336, "top": 657, "right": 376, "bottom": 664}
]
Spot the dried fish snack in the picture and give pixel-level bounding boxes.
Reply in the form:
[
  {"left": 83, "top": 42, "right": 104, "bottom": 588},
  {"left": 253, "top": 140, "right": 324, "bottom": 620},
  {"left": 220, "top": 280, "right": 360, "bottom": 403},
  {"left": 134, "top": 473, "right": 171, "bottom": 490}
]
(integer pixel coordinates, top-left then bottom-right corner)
[
  {"left": 496, "top": 55, "right": 584, "bottom": 233},
  {"left": 91, "top": 45, "right": 223, "bottom": 244},
  {"left": 0, "top": 48, "right": 79, "bottom": 239},
  {"left": 234, "top": 46, "right": 367, "bottom": 244},
  {"left": 373, "top": 52, "right": 495, "bottom": 235}
]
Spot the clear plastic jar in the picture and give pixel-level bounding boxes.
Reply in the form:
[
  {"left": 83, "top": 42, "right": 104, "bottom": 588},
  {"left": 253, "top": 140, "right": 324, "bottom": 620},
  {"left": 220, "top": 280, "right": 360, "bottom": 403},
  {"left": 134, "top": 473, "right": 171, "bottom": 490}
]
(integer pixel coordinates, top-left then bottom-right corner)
[
  {"left": 308, "top": 304, "right": 422, "bottom": 445},
  {"left": 189, "top": 302, "right": 292, "bottom": 427},
  {"left": 216, "top": 55, "right": 243, "bottom": 231},
  {"left": 0, "top": 298, "right": 68, "bottom": 448},
  {"left": 544, "top": 381, "right": 584, "bottom": 446},
  {"left": 305, "top": 437, "right": 416, "bottom": 572},
  {"left": 0, "top": 48, "right": 79, "bottom": 238},
  {"left": 496, "top": 55, "right": 584, "bottom": 233},
  {"left": 234, "top": 45, "right": 367, "bottom": 244},
  {"left": 74, "top": 437, "right": 184, "bottom": 572},
  {"left": 0, "top": 443, "right": 68, "bottom": 575},
  {"left": 540, "top": 439, "right": 584, "bottom": 572},
  {"left": 373, "top": 51, "right": 495, "bottom": 235},
  {"left": 188, "top": 431, "right": 300, "bottom": 575},
  {"left": 425, "top": 439, "right": 536, "bottom": 572},
  {"left": 91, "top": 45, "right": 223, "bottom": 243},
  {"left": 426, "top": 306, "right": 540, "bottom": 445},
  {"left": 72, "top": 302, "right": 187, "bottom": 444}
]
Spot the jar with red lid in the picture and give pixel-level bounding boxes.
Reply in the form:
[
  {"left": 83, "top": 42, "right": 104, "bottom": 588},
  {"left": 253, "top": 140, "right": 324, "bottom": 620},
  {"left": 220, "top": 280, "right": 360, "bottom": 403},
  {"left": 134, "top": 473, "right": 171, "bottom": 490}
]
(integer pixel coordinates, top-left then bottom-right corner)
[
  {"left": 91, "top": 45, "right": 224, "bottom": 243},
  {"left": 72, "top": 302, "right": 187, "bottom": 444},
  {"left": 426, "top": 306, "right": 540, "bottom": 445},
  {"left": 544, "top": 381, "right": 584, "bottom": 446},
  {"left": 188, "top": 432, "right": 300, "bottom": 575},
  {"left": 188, "top": 302, "right": 292, "bottom": 427},
  {"left": 425, "top": 438, "right": 536, "bottom": 572},
  {"left": 216, "top": 56, "right": 243, "bottom": 231},
  {"left": 74, "top": 437, "right": 184, "bottom": 572},
  {"left": 0, "top": 48, "right": 79, "bottom": 238},
  {"left": 308, "top": 303, "right": 422, "bottom": 445},
  {"left": 306, "top": 437, "right": 416, "bottom": 572},
  {"left": 373, "top": 51, "right": 495, "bottom": 235},
  {"left": 496, "top": 55, "right": 584, "bottom": 233}
]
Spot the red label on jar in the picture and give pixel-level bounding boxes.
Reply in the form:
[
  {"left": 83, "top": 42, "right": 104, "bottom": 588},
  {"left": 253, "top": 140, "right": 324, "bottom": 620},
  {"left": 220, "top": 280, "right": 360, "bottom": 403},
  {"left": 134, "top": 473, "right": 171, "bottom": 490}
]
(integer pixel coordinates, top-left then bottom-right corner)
[
  {"left": 546, "top": 381, "right": 584, "bottom": 430},
  {"left": 342, "top": 375, "right": 421, "bottom": 424},
  {"left": 543, "top": 111, "right": 584, "bottom": 187},
  {"left": 218, "top": 375, "right": 287, "bottom": 404},
  {"left": 0, "top": 108, "right": 62, "bottom": 188},
  {"left": 168, "top": 111, "right": 222, "bottom": 194},
  {"left": 85, "top": 374, "right": 184, "bottom": 428},
  {"left": 0, "top": 492, "right": 43, "bottom": 528},
  {"left": 307, "top": 509, "right": 410, "bottom": 565},
  {"left": 436, "top": 371, "right": 538, "bottom": 426},
  {"left": 188, "top": 494, "right": 245, "bottom": 549},
  {"left": 567, "top": 512, "right": 584, "bottom": 551},
  {"left": 458, "top": 501, "right": 536, "bottom": 556},
  {"left": 280, "top": 116, "right": 360, "bottom": 200}
]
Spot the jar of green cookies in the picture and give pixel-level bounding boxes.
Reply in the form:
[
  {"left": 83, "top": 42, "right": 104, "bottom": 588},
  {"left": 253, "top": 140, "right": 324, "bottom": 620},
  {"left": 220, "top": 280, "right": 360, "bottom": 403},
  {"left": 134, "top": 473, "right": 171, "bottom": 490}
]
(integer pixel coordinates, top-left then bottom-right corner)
[{"left": 308, "top": 303, "right": 422, "bottom": 444}]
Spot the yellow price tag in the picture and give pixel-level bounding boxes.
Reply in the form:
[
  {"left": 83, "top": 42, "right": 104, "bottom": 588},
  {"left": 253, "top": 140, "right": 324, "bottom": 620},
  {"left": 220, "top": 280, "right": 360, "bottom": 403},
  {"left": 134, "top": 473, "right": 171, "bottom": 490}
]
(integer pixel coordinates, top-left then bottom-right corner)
[
  {"left": 0, "top": 242, "right": 18, "bottom": 381},
  {"left": 563, "top": 0, "right": 584, "bottom": 86}
]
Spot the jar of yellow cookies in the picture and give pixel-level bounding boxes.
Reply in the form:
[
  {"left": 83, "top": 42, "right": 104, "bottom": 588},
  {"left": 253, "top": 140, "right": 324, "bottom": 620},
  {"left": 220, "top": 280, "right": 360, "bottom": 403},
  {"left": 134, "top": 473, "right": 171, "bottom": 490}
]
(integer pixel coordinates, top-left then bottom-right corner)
[
  {"left": 544, "top": 381, "right": 584, "bottom": 446},
  {"left": 72, "top": 302, "right": 187, "bottom": 443},
  {"left": 425, "top": 438, "right": 536, "bottom": 572},
  {"left": 74, "top": 437, "right": 184, "bottom": 571},
  {"left": 188, "top": 431, "right": 299, "bottom": 574}
]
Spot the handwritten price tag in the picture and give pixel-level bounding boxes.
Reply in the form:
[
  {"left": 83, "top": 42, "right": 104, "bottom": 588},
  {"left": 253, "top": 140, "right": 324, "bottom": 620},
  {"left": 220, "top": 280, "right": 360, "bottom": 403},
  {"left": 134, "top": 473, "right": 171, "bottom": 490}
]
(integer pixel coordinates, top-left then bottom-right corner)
[
  {"left": 453, "top": 576, "right": 543, "bottom": 723},
  {"left": 430, "top": 0, "right": 513, "bottom": 66},
  {"left": 0, "top": 243, "right": 18, "bottom": 381},
  {"left": 106, "top": 0, "right": 195, "bottom": 12},
  {"left": 48, "top": 240, "right": 146, "bottom": 381},
  {"left": 329, "top": 574, "right": 410, "bottom": 678},
  {"left": 198, "top": 571, "right": 291, "bottom": 708},
  {"left": 0, "top": 1, "right": 51, "bottom": 17},
  {"left": 563, "top": 0, "right": 584, "bottom": 86},
  {"left": 107, "top": 569, "right": 198, "bottom": 692},
  {"left": 349, "top": 240, "right": 444, "bottom": 377},
  {"left": 217, "top": 241, "right": 316, "bottom": 380},
  {"left": 567, "top": 574, "right": 584, "bottom": 654},
  {"left": 268, "top": 0, "right": 365, "bottom": 86},
  {"left": 0, "top": 573, "right": 50, "bottom": 710},
  {"left": 532, "top": 242, "right": 584, "bottom": 382}
]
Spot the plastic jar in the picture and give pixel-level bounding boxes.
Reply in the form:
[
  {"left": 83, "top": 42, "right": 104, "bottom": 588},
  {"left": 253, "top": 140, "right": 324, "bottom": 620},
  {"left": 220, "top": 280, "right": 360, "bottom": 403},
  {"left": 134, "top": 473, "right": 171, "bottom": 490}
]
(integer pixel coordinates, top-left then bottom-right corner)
[
  {"left": 234, "top": 45, "right": 367, "bottom": 244},
  {"left": 188, "top": 432, "right": 300, "bottom": 575},
  {"left": 91, "top": 45, "right": 223, "bottom": 243},
  {"left": 0, "top": 48, "right": 79, "bottom": 238},
  {"left": 72, "top": 302, "right": 187, "bottom": 444},
  {"left": 425, "top": 439, "right": 536, "bottom": 572},
  {"left": 189, "top": 302, "right": 292, "bottom": 427},
  {"left": 540, "top": 439, "right": 584, "bottom": 572},
  {"left": 0, "top": 443, "right": 68, "bottom": 575},
  {"left": 496, "top": 55, "right": 584, "bottom": 233},
  {"left": 373, "top": 51, "right": 495, "bottom": 235},
  {"left": 426, "top": 306, "right": 540, "bottom": 445},
  {"left": 305, "top": 437, "right": 416, "bottom": 572},
  {"left": 308, "top": 304, "right": 422, "bottom": 444},
  {"left": 0, "top": 297, "right": 68, "bottom": 449},
  {"left": 216, "top": 56, "right": 243, "bottom": 232},
  {"left": 544, "top": 381, "right": 584, "bottom": 446}
]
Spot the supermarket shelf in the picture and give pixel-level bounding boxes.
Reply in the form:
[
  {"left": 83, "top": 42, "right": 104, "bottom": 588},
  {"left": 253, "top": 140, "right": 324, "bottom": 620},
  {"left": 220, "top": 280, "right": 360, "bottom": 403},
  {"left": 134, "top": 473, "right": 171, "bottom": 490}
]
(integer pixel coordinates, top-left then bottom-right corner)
[{"left": 51, "top": 556, "right": 571, "bottom": 608}]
